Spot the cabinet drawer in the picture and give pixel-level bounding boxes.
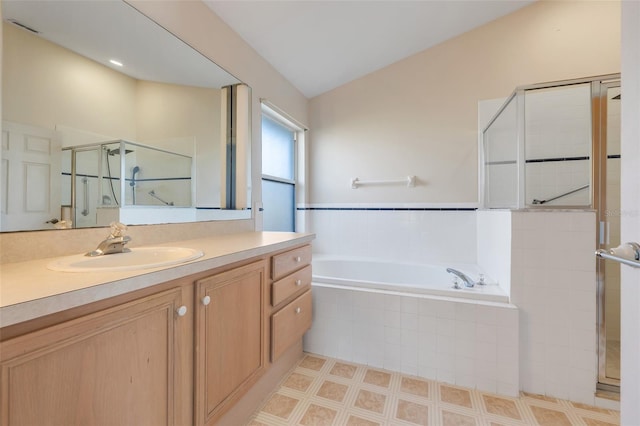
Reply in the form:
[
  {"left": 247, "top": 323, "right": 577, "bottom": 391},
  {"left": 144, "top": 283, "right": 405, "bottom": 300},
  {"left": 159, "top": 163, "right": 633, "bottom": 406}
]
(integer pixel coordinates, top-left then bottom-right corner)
[
  {"left": 271, "top": 245, "right": 312, "bottom": 280},
  {"left": 271, "top": 290, "right": 312, "bottom": 361},
  {"left": 272, "top": 265, "right": 312, "bottom": 307}
]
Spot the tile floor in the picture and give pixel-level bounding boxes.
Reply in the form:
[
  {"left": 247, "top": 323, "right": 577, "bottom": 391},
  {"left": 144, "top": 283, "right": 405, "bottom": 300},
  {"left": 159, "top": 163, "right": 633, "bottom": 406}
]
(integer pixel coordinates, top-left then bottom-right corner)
[{"left": 247, "top": 353, "right": 620, "bottom": 426}]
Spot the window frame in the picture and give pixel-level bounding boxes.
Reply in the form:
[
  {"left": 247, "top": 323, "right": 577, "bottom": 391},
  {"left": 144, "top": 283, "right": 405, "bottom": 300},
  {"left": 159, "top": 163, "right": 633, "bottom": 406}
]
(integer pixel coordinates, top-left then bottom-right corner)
[{"left": 260, "top": 102, "right": 303, "bottom": 232}]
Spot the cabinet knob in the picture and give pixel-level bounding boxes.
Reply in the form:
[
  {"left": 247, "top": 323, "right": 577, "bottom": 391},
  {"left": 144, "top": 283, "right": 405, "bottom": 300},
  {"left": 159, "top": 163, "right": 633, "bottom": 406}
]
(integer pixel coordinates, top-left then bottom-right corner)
[
  {"left": 295, "top": 279, "right": 302, "bottom": 286},
  {"left": 176, "top": 305, "right": 188, "bottom": 317},
  {"left": 295, "top": 256, "right": 302, "bottom": 262},
  {"left": 202, "top": 295, "right": 211, "bottom": 306},
  {"left": 295, "top": 307, "right": 301, "bottom": 314}
]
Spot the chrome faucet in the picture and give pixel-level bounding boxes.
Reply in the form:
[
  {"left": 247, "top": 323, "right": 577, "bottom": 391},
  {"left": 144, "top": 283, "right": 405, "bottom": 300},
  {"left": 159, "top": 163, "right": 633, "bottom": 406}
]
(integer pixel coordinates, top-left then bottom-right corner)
[
  {"left": 446, "top": 268, "right": 477, "bottom": 288},
  {"left": 86, "top": 222, "right": 131, "bottom": 257}
]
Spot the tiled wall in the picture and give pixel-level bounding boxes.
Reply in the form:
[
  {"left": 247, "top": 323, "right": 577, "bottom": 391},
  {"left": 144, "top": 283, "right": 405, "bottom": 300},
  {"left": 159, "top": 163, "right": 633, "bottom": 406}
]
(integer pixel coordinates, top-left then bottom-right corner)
[
  {"left": 305, "top": 209, "right": 477, "bottom": 265},
  {"left": 477, "top": 210, "right": 512, "bottom": 295},
  {"left": 304, "top": 285, "right": 520, "bottom": 397},
  {"left": 510, "top": 210, "right": 597, "bottom": 405}
]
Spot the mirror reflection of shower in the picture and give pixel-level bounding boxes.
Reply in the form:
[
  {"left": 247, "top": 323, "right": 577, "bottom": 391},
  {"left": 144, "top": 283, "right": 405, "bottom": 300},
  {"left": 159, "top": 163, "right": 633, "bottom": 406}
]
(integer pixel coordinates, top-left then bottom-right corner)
[
  {"left": 105, "top": 146, "right": 135, "bottom": 206},
  {"left": 148, "top": 189, "right": 174, "bottom": 206},
  {"left": 130, "top": 165, "right": 140, "bottom": 205},
  {"left": 63, "top": 140, "right": 193, "bottom": 227}
]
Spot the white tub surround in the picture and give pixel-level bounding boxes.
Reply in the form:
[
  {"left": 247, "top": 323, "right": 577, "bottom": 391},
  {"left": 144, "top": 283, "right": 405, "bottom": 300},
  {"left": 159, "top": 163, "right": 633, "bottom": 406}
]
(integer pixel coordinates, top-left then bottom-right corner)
[
  {"left": 304, "top": 285, "right": 519, "bottom": 396},
  {"left": 306, "top": 206, "right": 598, "bottom": 404},
  {"left": 478, "top": 209, "right": 598, "bottom": 405},
  {"left": 0, "top": 231, "right": 314, "bottom": 326}
]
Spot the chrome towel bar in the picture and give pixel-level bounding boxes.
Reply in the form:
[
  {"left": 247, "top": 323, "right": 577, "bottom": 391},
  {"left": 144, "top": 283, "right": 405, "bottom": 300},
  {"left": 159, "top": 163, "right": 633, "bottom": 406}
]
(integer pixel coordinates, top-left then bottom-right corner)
[{"left": 351, "top": 175, "right": 416, "bottom": 189}]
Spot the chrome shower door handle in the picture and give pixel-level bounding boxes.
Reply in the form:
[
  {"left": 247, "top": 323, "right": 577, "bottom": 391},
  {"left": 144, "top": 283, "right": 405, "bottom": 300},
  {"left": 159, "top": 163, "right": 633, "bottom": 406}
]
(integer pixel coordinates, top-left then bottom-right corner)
[{"left": 596, "top": 242, "right": 640, "bottom": 268}]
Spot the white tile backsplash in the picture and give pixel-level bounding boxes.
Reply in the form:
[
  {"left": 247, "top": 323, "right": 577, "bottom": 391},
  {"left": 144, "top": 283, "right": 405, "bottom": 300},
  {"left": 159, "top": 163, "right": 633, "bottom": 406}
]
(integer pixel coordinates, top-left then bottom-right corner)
[{"left": 309, "top": 209, "right": 477, "bottom": 264}]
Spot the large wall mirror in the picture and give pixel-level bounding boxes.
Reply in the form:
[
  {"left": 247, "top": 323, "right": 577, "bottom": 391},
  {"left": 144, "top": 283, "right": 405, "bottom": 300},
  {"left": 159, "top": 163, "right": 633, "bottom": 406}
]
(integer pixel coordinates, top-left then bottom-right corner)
[{"left": 1, "top": 0, "right": 252, "bottom": 232}]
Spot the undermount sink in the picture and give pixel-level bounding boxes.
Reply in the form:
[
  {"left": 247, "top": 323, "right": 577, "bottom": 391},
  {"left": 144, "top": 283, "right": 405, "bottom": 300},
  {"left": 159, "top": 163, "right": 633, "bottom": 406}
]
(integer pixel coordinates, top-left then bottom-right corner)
[{"left": 47, "top": 247, "right": 204, "bottom": 272}]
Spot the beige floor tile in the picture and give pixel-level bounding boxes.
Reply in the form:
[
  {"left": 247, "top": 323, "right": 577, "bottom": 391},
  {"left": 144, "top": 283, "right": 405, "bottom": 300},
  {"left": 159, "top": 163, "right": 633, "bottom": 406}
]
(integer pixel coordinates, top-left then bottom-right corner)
[
  {"left": 481, "top": 394, "right": 522, "bottom": 421},
  {"left": 441, "top": 409, "right": 477, "bottom": 426},
  {"left": 262, "top": 393, "right": 300, "bottom": 419},
  {"left": 440, "top": 384, "right": 473, "bottom": 409},
  {"left": 298, "top": 404, "right": 337, "bottom": 426},
  {"left": 395, "top": 399, "right": 429, "bottom": 425},
  {"left": 247, "top": 353, "right": 620, "bottom": 426},
  {"left": 529, "top": 405, "right": 573, "bottom": 426},
  {"left": 345, "top": 414, "right": 380, "bottom": 426},
  {"left": 571, "top": 401, "right": 613, "bottom": 415},
  {"left": 283, "top": 372, "right": 314, "bottom": 392},
  {"left": 317, "top": 380, "right": 349, "bottom": 402},
  {"left": 400, "top": 376, "right": 430, "bottom": 398},
  {"left": 300, "top": 355, "right": 327, "bottom": 371},
  {"left": 354, "top": 389, "right": 386, "bottom": 414},
  {"left": 363, "top": 369, "right": 392, "bottom": 388},
  {"left": 330, "top": 362, "right": 358, "bottom": 379},
  {"left": 583, "top": 417, "right": 619, "bottom": 426}
]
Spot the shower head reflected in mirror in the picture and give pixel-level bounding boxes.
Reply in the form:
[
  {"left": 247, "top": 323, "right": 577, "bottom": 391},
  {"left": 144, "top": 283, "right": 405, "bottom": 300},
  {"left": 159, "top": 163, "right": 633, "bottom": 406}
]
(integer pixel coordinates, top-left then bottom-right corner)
[{"left": 107, "top": 148, "right": 134, "bottom": 156}]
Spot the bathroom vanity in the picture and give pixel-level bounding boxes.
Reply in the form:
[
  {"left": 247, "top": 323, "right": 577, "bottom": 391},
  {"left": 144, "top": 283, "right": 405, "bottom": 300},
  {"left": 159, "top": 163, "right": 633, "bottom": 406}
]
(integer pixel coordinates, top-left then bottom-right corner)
[{"left": 0, "top": 232, "right": 314, "bottom": 425}]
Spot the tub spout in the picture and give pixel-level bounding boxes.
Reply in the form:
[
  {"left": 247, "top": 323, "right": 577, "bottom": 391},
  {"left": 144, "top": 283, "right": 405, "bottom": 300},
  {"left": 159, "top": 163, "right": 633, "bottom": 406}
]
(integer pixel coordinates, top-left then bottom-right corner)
[{"left": 446, "top": 268, "right": 476, "bottom": 288}]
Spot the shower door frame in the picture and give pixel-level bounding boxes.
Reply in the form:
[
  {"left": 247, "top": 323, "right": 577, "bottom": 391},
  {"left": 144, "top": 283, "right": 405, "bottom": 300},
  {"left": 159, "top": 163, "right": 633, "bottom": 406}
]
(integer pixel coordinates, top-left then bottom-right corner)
[
  {"left": 67, "top": 145, "right": 104, "bottom": 229},
  {"left": 594, "top": 78, "right": 622, "bottom": 392}
]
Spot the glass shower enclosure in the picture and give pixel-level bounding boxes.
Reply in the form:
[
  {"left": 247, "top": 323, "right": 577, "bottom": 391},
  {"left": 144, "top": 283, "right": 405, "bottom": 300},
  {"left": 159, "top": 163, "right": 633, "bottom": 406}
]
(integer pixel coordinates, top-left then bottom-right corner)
[
  {"left": 481, "top": 74, "right": 622, "bottom": 391},
  {"left": 62, "top": 140, "right": 193, "bottom": 228}
]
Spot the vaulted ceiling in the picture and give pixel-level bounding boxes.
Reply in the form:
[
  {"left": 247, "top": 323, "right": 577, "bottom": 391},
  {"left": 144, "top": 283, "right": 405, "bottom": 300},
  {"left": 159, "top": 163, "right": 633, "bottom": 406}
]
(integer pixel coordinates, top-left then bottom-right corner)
[{"left": 206, "top": 1, "right": 534, "bottom": 98}]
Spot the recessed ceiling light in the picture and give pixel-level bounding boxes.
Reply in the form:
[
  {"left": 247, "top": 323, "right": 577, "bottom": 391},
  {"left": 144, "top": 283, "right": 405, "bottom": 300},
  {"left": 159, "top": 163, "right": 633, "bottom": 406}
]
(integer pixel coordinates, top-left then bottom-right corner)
[{"left": 109, "top": 59, "right": 123, "bottom": 67}]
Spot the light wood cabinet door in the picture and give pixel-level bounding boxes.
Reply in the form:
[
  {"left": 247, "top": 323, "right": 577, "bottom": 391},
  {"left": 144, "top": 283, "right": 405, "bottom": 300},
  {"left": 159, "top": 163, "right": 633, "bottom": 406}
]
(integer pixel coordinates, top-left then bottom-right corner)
[
  {"left": 0, "top": 287, "right": 191, "bottom": 426},
  {"left": 195, "top": 260, "right": 267, "bottom": 425},
  {"left": 271, "top": 289, "right": 312, "bottom": 361}
]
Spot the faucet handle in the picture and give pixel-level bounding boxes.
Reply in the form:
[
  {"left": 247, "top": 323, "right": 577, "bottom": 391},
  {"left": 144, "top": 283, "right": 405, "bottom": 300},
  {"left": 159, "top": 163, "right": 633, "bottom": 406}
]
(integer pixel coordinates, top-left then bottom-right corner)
[
  {"left": 452, "top": 277, "right": 461, "bottom": 290},
  {"left": 109, "top": 222, "right": 128, "bottom": 238}
]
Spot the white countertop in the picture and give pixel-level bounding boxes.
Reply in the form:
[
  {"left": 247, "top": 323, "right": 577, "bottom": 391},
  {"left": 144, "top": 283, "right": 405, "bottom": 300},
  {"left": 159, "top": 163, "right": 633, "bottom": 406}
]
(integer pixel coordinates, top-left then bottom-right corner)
[{"left": 0, "top": 231, "right": 314, "bottom": 327}]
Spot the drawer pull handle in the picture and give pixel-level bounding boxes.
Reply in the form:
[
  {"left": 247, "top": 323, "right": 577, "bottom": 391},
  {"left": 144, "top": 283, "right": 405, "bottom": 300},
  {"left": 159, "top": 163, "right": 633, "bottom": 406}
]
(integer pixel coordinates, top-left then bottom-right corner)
[
  {"left": 295, "top": 256, "right": 302, "bottom": 262},
  {"left": 295, "top": 279, "right": 302, "bottom": 286},
  {"left": 202, "top": 295, "right": 211, "bottom": 306},
  {"left": 176, "top": 305, "right": 188, "bottom": 317},
  {"left": 295, "top": 307, "right": 301, "bottom": 314}
]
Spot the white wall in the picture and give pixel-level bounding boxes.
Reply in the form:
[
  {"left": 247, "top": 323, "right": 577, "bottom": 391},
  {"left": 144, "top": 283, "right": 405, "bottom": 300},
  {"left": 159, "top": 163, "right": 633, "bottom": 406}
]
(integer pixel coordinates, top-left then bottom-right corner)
[
  {"left": 2, "top": 23, "right": 137, "bottom": 139},
  {"left": 308, "top": 1, "right": 620, "bottom": 206},
  {"left": 620, "top": 1, "right": 640, "bottom": 423}
]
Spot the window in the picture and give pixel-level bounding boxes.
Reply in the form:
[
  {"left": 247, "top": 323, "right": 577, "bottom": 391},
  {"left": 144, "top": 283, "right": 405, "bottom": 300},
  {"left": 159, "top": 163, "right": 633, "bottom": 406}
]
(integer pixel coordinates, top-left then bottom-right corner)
[{"left": 261, "top": 113, "right": 297, "bottom": 231}]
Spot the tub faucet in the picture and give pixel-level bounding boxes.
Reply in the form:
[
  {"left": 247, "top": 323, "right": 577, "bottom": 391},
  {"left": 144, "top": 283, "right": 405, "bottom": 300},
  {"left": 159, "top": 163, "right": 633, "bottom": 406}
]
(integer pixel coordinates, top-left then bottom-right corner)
[
  {"left": 446, "top": 268, "right": 476, "bottom": 288},
  {"left": 86, "top": 222, "right": 131, "bottom": 257}
]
